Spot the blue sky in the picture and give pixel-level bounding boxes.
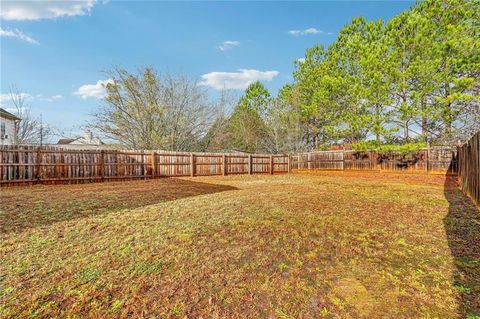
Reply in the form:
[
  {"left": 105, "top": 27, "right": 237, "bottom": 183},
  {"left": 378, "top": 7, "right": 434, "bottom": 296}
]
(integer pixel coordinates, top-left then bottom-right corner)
[{"left": 1, "top": 1, "right": 414, "bottom": 136}]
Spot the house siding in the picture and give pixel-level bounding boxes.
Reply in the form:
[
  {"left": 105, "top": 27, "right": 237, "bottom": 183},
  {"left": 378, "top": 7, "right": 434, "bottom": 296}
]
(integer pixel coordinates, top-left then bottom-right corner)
[{"left": 0, "top": 117, "right": 16, "bottom": 145}]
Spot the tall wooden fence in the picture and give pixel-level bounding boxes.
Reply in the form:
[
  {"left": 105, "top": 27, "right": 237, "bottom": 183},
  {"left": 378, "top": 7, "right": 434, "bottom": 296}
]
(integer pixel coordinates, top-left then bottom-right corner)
[
  {"left": 457, "top": 132, "right": 480, "bottom": 206},
  {"left": 0, "top": 145, "right": 289, "bottom": 186},
  {"left": 291, "top": 146, "right": 458, "bottom": 174}
]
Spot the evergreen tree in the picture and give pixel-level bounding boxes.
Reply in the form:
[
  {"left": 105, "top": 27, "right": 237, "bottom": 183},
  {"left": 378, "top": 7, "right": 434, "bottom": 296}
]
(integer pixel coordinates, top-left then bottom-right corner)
[{"left": 228, "top": 82, "right": 271, "bottom": 152}]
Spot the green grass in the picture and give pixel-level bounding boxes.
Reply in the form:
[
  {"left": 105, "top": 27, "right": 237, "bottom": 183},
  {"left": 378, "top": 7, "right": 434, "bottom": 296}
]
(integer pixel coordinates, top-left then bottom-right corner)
[{"left": 0, "top": 172, "right": 478, "bottom": 318}]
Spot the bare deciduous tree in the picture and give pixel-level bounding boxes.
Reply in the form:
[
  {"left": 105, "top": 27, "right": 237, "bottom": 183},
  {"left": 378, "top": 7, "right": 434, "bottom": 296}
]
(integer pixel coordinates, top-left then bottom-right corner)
[
  {"left": 89, "top": 67, "right": 216, "bottom": 150},
  {"left": 201, "top": 89, "right": 238, "bottom": 152},
  {"left": 263, "top": 97, "right": 308, "bottom": 153},
  {"left": 9, "top": 86, "right": 52, "bottom": 145}
]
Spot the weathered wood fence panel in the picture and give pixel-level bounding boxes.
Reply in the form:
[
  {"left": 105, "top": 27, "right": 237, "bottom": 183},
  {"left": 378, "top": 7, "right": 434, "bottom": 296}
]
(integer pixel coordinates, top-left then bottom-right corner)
[
  {"left": 344, "top": 151, "right": 377, "bottom": 171},
  {"left": 291, "top": 146, "right": 458, "bottom": 174},
  {"left": 0, "top": 146, "right": 289, "bottom": 186},
  {"left": 378, "top": 150, "right": 427, "bottom": 172},
  {"left": 292, "top": 151, "right": 344, "bottom": 171},
  {"left": 458, "top": 132, "right": 480, "bottom": 206}
]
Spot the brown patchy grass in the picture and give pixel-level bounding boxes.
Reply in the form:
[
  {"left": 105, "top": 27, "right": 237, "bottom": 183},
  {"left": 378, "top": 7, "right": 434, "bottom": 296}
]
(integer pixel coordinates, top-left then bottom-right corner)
[
  {"left": 0, "top": 172, "right": 479, "bottom": 318},
  {"left": 0, "top": 179, "right": 236, "bottom": 235}
]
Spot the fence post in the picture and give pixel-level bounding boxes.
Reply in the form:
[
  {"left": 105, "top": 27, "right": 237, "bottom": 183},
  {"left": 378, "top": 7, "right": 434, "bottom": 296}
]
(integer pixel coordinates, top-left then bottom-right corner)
[
  {"left": 57, "top": 151, "right": 62, "bottom": 179},
  {"left": 222, "top": 154, "right": 226, "bottom": 176},
  {"left": 287, "top": 155, "right": 291, "bottom": 173},
  {"left": 190, "top": 153, "right": 195, "bottom": 177},
  {"left": 270, "top": 155, "right": 274, "bottom": 175},
  {"left": 151, "top": 151, "right": 156, "bottom": 178},
  {"left": 426, "top": 143, "right": 430, "bottom": 174},
  {"left": 35, "top": 146, "right": 42, "bottom": 183},
  {"left": 99, "top": 150, "right": 105, "bottom": 181},
  {"left": 248, "top": 154, "right": 252, "bottom": 175},
  {"left": 376, "top": 151, "right": 382, "bottom": 172},
  {"left": 342, "top": 151, "right": 345, "bottom": 171}
]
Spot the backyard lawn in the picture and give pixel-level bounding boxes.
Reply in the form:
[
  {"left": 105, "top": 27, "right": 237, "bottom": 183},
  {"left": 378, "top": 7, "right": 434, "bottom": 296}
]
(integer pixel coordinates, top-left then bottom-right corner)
[{"left": 1, "top": 172, "right": 479, "bottom": 318}]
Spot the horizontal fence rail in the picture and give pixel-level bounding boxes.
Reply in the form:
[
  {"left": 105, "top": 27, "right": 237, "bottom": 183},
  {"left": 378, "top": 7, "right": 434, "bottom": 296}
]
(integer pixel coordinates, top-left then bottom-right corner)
[
  {"left": 0, "top": 145, "right": 289, "bottom": 186},
  {"left": 457, "top": 132, "right": 480, "bottom": 206},
  {"left": 291, "top": 146, "right": 458, "bottom": 174}
]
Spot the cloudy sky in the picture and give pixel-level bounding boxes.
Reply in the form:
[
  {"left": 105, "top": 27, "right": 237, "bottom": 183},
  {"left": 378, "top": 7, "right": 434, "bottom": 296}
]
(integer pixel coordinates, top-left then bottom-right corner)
[{"left": 1, "top": 0, "right": 413, "bottom": 134}]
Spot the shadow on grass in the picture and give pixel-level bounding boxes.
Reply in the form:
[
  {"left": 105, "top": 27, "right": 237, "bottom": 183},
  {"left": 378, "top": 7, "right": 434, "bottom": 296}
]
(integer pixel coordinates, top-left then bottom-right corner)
[
  {"left": 443, "top": 174, "right": 480, "bottom": 317},
  {"left": 0, "top": 178, "right": 237, "bottom": 235}
]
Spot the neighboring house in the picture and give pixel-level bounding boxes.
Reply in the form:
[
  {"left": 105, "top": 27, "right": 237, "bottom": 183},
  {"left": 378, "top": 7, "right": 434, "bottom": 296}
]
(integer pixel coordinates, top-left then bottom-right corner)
[
  {"left": 56, "top": 138, "right": 76, "bottom": 145},
  {"left": 56, "top": 132, "right": 106, "bottom": 149},
  {"left": 329, "top": 144, "right": 352, "bottom": 151},
  {"left": 57, "top": 132, "right": 104, "bottom": 145},
  {"left": 0, "top": 107, "right": 21, "bottom": 145}
]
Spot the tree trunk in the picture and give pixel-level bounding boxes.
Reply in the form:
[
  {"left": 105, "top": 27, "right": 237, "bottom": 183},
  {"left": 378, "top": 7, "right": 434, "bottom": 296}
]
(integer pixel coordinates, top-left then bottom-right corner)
[
  {"left": 403, "top": 120, "right": 410, "bottom": 141},
  {"left": 375, "top": 104, "right": 381, "bottom": 143},
  {"left": 444, "top": 81, "right": 452, "bottom": 135},
  {"left": 421, "top": 96, "right": 428, "bottom": 143},
  {"left": 401, "top": 93, "right": 409, "bottom": 141}
]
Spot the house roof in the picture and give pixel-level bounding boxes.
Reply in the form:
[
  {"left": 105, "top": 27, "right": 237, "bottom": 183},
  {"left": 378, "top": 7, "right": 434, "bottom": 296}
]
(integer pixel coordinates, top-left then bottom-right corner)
[
  {"left": 57, "top": 135, "right": 105, "bottom": 145},
  {"left": 57, "top": 138, "right": 76, "bottom": 144},
  {"left": 0, "top": 107, "right": 21, "bottom": 121}
]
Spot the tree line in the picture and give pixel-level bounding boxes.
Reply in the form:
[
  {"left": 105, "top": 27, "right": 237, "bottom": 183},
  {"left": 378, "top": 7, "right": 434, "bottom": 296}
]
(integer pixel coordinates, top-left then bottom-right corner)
[
  {"left": 89, "top": 0, "right": 478, "bottom": 153},
  {"left": 10, "top": 0, "right": 473, "bottom": 151},
  {"left": 89, "top": 68, "right": 306, "bottom": 153},
  {"left": 281, "top": 0, "right": 479, "bottom": 151}
]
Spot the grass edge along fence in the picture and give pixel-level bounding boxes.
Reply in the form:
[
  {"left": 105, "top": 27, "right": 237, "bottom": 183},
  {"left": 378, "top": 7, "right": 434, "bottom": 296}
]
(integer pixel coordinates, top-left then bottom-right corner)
[
  {"left": 0, "top": 146, "right": 290, "bottom": 186},
  {"left": 457, "top": 131, "right": 480, "bottom": 206}
]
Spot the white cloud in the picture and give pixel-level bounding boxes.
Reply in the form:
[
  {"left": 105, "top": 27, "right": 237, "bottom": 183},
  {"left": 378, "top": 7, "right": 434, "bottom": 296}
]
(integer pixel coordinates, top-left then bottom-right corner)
[
  {"left": 199, "top": 69, "right": 279, "bottom": 90},
  {"left": 217, "top": 40, "right": 240, "bottom": 51},
  {"left": 0, "top": 94, "right": 11, "bottom": 103},
  {"left": 0, "top": 28, "right": 38, "bottom": 44},
  {"left": 0, "top": 92, "right": 32, "bottom": 103},
  {"left": 4, "top": 107, "right": 26, "bottom": 114},
  {"left": 288, "top": 28, "right": 332, "bottom": 36},
  {"left": 74, "top": 79, "right": 113, "bottom": 99},
  {"left": 46, "top": 94, "right": 63, "bottom": 102},
  {"left": 0, "top": 0, "right": 96, "bottom": 21}
]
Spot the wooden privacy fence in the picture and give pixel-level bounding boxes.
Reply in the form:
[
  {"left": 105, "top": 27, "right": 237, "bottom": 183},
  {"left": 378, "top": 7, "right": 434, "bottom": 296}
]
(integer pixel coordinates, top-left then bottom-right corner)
[
  {"left": 2, "top": 143, "right": 474, "bottom": 188},
  {"left": 457, "top": 132, "right": 480, "bottom": 206},
  {"left": 0, "top": 145, "right": 289, "bottom": 186},
  {"left": 291, "top": 146, "right": 458, "bottom": 174}
]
